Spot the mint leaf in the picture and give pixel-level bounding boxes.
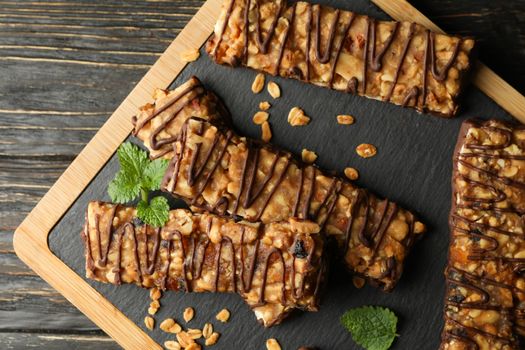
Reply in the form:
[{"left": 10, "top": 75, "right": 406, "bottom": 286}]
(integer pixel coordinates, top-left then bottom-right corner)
[
  {"left": 137, "top": 196, "right": 169, "bottom": 227},
  {"left": 108, "top": 171, "right": 141, "bottom": 203},
  {"left": 143, "top": 158, "right": 169, "bottom": 191},
  {"left": 341, "top": 306, "right": 398, "bottom": 350},
  {"left": 117, "top": 142, "right": 149, "bottom": 183}
]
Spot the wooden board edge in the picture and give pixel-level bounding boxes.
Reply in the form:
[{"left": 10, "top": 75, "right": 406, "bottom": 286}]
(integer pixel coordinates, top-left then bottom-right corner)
[
  {"left": 371, "top": 0, "right": 525, "bottom": 122},
  {"left": 13, "top": 0, "right": 223, "bottom": 348}
]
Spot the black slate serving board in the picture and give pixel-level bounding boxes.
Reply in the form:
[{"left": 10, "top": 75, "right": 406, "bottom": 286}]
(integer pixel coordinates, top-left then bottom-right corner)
[{"left": 49, "top": 0, "right": 516, "bottom": 348}]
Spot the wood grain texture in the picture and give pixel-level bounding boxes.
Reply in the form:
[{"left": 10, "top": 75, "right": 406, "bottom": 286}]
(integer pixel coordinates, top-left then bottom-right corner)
[{"left": 4, "top": 0, "right": 525, "bottom": 349}]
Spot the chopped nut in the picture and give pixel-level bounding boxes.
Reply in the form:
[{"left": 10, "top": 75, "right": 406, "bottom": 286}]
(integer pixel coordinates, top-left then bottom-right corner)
[
  {"left": 164, "top": 340, "right": 181, "bottom": 350},
  {"left": 180, "top": 48, "right": 200, "bottom": 62},
  {"left": 252, "top": 73, "right": 265, "bottom": 94},
  {"left": 202, "top": 323, "right": 213, "bottom": 339},
  {"left": 185, "top": 343, "right": 201, "bottom": 350},
  {"left": 261, "top": 121, "right": 272, "bottom": 142},
  {"left": 216, "top": 308, "right": 231, "bottom": 322},
  {"left": 253, "top": 111, "right": 269, "bottom": 125},
  {"left": 148, "top": 306, "right": 158, "bottom": 315},
  {"left": 150, "top": 288, "right": 162, "bottom": 301},
  {"left": 344, "top": 167, "right": 359, "bottom": 181},
  {"left": 205, "top": 332, "right": 220, "bottom": 346},
  {"left": 289, "top": 218, "right": 320, "bottom": 234},
  {"left": 414, "top": 221, "right": 426, "bottom": 234},
  {"left": 352, "top": 276, "right": 365, "bottom": 289},
  {"left": 337, "top": 114, "right": 355, "bottom": 125},
  {"left": 301, "top": 149, "right": 317, "bottom": 164},
  {"left": 356, "top": 143, "right": 377, "bottom": 158},
  {"left": 288, "top": 107, "right": 310, "bottom": 126},
  {"left": 144, "top": 316, "right": 154, "bottom": 331},
  {"left": 266, "top": 338, "right": 282, "bottom": 350},
  {"left": 183, "top": 307, "right": 195, "bottom": 322},
  {"left": 187, "top": 328, "right": 203, "bottom": 339},
  {"left": 267, "top": 81, "right": 281, "bottom": 99},
  {"left": 259, "top": 101, "right": 271, "bottom": 110},
  {"left": 176, "top": 331, "right": 195, "bottom": 348},
  {"left": 150, "top": 300, "right": 160, "bottom": 309}
]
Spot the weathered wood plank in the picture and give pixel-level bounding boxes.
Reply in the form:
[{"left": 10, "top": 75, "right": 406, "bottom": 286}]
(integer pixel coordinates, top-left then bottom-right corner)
[{"left": 2, "top": 333, "right": 118, "bottom": 350}]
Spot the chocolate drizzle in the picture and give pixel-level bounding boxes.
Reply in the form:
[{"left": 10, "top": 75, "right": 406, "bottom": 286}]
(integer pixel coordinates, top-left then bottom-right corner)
[{"left": 210, "top": 0, "right": 469, "bottom": 116}]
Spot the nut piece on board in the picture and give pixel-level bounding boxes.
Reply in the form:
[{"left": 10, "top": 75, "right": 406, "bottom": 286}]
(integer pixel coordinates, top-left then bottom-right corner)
[
  {"left": 344, "top": 167, "right": 359, "bottom": 180},
  {"left": 267, "top": 81, "right": 281, "bottom": 99},
  {"left": 356, "top": 144, "right": 377, "bottom": 158},
  {"left": 301, "top": 149, "right": 317, "bottom": 164},
  {"left": 288, "top": 107, "right": 310, "bottom": 126},
  {"left": 216, "top": 308, "right": 231, "bottom": 322},
  {"left": 337, "top": 114, "right": 355, "bottom": 125},
  {"left": 183, "top": 307, "right": 195, "bottom": 322},
  {"left": 266, "top": 338, "right": 282, "bottom": 350},
  {"left": 252, "top": 73, "right": 265, "bottom": 93}
]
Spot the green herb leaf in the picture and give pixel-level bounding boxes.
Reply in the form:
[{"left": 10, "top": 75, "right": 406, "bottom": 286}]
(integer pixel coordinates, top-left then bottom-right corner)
[
  {"left": 116, "top": 142, "right": 149, "bottom": 182},
  {"left": 137, "top": 196, "right": 170, "bottom": 227},
  {"left": 143, "top": 158, "right": 169, "bottom": 191},
  {"left": 340, "top": 306, "right": 398, "bottom": 350},
  {"left": 108, "top": 171, "right": 141, "bottom": 203}
]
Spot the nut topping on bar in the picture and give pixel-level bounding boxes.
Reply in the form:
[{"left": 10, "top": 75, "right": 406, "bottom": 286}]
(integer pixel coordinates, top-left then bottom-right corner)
[
  {"left": 441, "top": 119, "right": 525, "bottom": 349},
  {"left": 82, "top": 201, "right": 326, "bottom": 327},
  {"left": 206, "top": 0, "right": 475, "bottom": 117}
]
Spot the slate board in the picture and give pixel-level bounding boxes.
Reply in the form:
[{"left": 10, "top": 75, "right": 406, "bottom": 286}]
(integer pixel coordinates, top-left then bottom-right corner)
[{"left": 48, "top": 0, "right": 516, "bottom": 348}]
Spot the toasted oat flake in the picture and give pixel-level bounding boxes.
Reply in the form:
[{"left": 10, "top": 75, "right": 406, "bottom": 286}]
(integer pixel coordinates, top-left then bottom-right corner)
[
  {"left": 252, "top": 73, "right": 265, "bottom": 93},
  {"left": 216, "top": 308, "right": 231, "bottom": 322},
  {"left": 356, "top": 143, "right": 377, "bottom": 158},
  {"left": 164, "top": 340, "right": 181, "bottom": 350},
  {"left": 261, "top": 121, "right": 272, "bottom": 142},
  {"left": 253, "top": 111, "right": 269, "bottom": 125},
  {"left": 149, "top": 288, "right": 162, "bottom": 301},
  {"left": 180, "top": 48, "right": 200, "bottom": 63},
  {"left": 160, "top": 318, "right": 182, "bottom": 334},
  {"left": 301, "top": 149, "right": 317, "bottom": 164},
  {"left": 337, "top": 114, "right": 355, "bottom": 125},
  {"left": 187, "top": 328, "right": 203, "bottom": 339},
  {"left": 259, "top": 101, "right": 271, "bottom": 110},
  {"left": 148, "top": 306, "right": 158, "bottom": 316},
  {"left": 176, "top": 331, "right": 195, "bottom": 348},
  {"left": 266, "top": 338, "right": 282, "bottom": 350},
  {"left": 205, "top": 332, "right": 220, "bottom": 346},
  {"left": 202, "top": 323, "right": 213, "bottom": 339},
  {"left": 267, "top": 81, "right": 281, "bottom": 99},
  {"left": 352, "top": 276, "right": 365, "bottom": 289},
  {"left": 183, "top": 307, "right": 195, "bottom": 322},
  {"left": 344, "top": 167, "right": 359, "bottom": 181},
  {"left": 144, "top": 316, "right": 154, "bottom": 331},
  {"left": 185, "top": 343, "right": 202, "bottom": 350},
  {"left": 288, "top": 107, "right": 310, "bottom": 126}
]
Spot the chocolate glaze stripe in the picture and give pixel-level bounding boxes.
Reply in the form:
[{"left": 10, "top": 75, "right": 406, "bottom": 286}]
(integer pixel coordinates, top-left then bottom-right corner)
[
  {"left": 208, "top": 0, "right": 473, "bottom": 116},
  {"left": 84, "top": 204, "right": 319, "bottom": 308}
]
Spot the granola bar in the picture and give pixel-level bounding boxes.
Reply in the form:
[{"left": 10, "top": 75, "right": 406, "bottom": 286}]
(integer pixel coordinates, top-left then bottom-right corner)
[
  {"left": 441, "top": 119, "right": 525, "bottom": 349},
  {"left": 161, "top": 117, "right": 425, "bottom": 291},
  {"left": 82, "top": 201, "right": 326, "bottom": 327},
  {"left": 132, "top": 76, "right": 230, "bottom": 160},
  {"left": 206, "top": 0, "right": 475, "bottom": 117}
]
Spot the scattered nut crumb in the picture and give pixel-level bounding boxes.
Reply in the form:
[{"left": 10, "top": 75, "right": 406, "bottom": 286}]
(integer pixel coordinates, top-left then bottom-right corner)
[
  {"left": 216, "top": 308, "right": 231, "bottom": 323},
  {"left": 202, "top": 323, "right": 213, "bottom": 339},
  {"left": 186, "top": 343, "right": 202, "bottom": 350},
  {"left": 252, "top": 73, "right": 265, "bottom": 94},
  {"left": 150, "top": 300, "right": 160, "bottom": 309},
  {"left": 183, "top": 307, "right": 195, "bottom": 322},
  {"left": 164, "top": 340, "right": 181, "bottom": 350},
  {"left": 301, "top": 149, "right": 317, "bottom": 164},
  {"left": 253, "top": 111, "right": 269, "bottom": 125},
  {"left": 205, "top": 332, "right": 220, "bottom": 346},
  {"left": 414, "top": 221, "right": 426, "bottom": 234},
  {"left": 150, "top": 288, "right": 162, "bottom": 301},
  {"left": 148, "top": 306, "right": 158, "bottom": 316},
  {"left": 144, "top": 316, "right": 154, "bottom": 331},
  {"left": 266, "top": 338, "right": 282, "bottom": 350},
  {"left": 352, "top": 276, "right": 365, "bottom": 289},
  {"left": 267, "top": 81, "right": 281, "bottom": 99},
  {"left": 288, "top": 107, "right": 310, "bottom": 126},
  {"left": 259, "top": 101, "right": 271, "bottom": 110},
  {"left": 160, "top": 318, "right": 182, "bottom": 334},
  {"left": 337, "top": 114, "right": 355, "bottom": 125},
  {"left": 344, "top": 167, "right": 359, "bottom": 181},
  {"left": 176, "top": 331, "right": 195, "bottom": 348},
  {"left": 187, "top": 328, "right": 203, "bottom": 339},
  {"left": 261, "top": 121, "right": 272, "bottom": 142},
  {"left": 180, "top": 48, "right": 200, "bottom": 62},
  {"left": 356, "top": 143, "right": 377, "bottom": 158}
]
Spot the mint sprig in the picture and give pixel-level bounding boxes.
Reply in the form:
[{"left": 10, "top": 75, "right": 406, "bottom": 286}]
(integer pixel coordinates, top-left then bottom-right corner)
[
  {"left": 108, "top": 142, "right": 169, "bottom": 227},
  {"left": 341, "top": 306, "right": 398, "bottom": 350}
]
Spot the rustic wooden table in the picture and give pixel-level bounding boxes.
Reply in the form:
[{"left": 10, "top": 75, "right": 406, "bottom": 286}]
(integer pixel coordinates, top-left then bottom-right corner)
[{"left": 2, "top": 0, "right": 525, "bottom": 348}]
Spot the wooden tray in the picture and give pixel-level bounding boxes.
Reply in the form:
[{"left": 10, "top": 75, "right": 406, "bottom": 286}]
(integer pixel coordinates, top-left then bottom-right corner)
[{"left": 14, "top": 0, "right": 525, "bottom": 349}]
